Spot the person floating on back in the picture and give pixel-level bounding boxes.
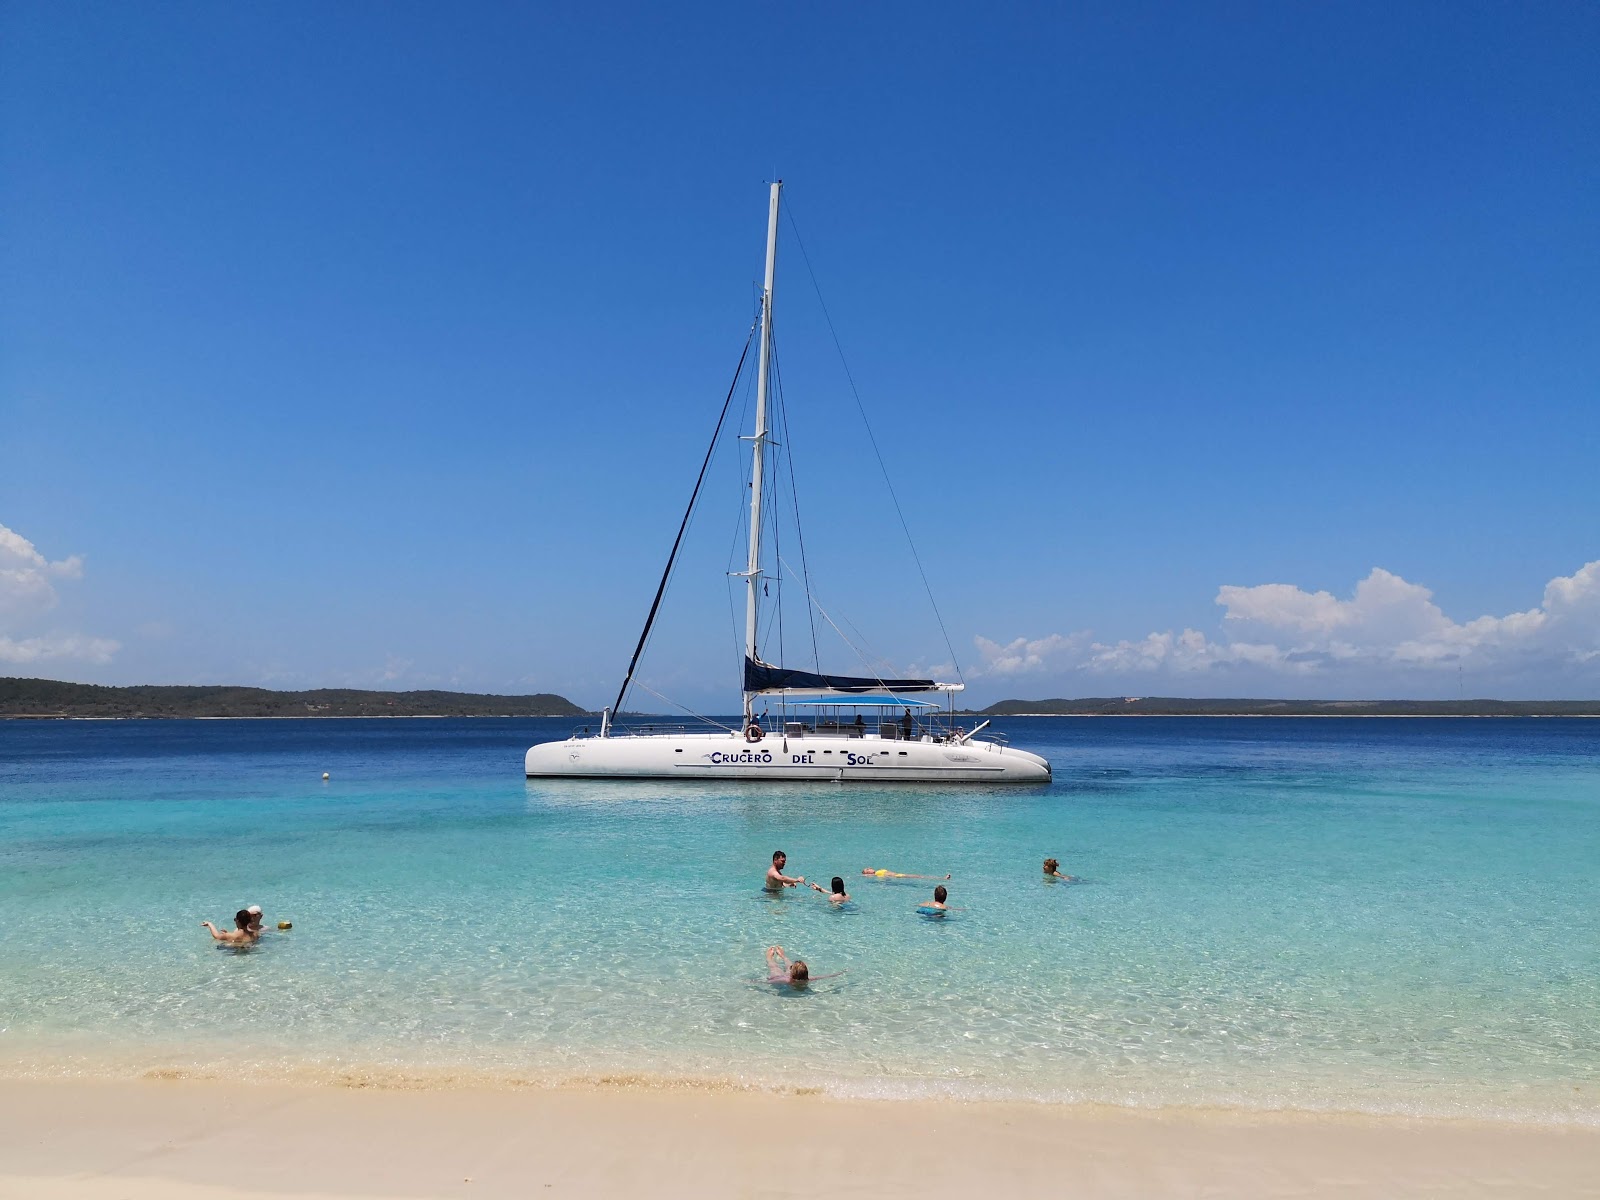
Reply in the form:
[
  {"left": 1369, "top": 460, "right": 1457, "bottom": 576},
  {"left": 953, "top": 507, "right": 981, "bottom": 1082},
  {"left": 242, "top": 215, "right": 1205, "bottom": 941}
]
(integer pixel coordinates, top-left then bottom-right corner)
[
  {"left": 918, "top": 884, "right": 949, "bottom": 917},
  {"left": 766, "top": 945, "right": 810, "bottom": 989},
  {"left": 811, "top": 876, "right": 851, "bottom": 905},
  {"left": 765, "top": 850, "right": 805, "bottom": 893},
  {"left": 1043, "top": 858, "right": 1074, "bottom": 881},
  {"left": 861, "top": 867, "right": 951, "bottom": 880},
  {"left": 201, "top": 909, "right": 260, "bottom": 944}
]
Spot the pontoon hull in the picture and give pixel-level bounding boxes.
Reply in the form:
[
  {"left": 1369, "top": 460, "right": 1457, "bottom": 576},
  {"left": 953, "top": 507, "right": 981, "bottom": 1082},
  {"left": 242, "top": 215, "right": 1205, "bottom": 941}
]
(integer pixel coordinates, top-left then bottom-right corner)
[{"left": 524, "top": 731, "right": 1050, "bottom": 783}]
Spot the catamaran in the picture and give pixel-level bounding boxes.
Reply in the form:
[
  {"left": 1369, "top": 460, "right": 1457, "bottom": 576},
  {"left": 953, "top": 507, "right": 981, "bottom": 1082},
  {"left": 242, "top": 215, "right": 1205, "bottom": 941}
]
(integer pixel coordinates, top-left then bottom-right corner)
[{"left": 525, "top": 183, "right": 1050, "bottom": 783}]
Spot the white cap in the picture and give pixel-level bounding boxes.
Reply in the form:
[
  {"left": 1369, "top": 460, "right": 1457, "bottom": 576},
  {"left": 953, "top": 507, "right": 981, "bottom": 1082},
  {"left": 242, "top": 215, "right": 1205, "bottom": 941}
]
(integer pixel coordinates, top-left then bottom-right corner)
[{"left": 246, "top": 905, "right": 262, "bottom": 915}]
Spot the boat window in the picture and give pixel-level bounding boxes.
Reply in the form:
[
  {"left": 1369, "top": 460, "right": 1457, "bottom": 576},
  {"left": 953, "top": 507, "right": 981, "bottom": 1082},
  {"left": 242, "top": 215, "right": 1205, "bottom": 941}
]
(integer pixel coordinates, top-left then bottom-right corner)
[
  {"left": 674, "top": 748, "right": 683, "bottom": 753},
  {"left": 898, "top": 751, "right": 907, "bottom": 756}
]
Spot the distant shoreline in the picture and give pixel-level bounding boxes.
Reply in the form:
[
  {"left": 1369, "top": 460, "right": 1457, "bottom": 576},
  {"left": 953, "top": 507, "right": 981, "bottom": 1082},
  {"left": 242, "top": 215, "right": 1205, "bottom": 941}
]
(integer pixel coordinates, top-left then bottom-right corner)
[
  {"left": 5, "top": 677, "right": 1595, "bottom": 721},
  {"left": 979, "top": 696, "right": 1600, "bottom": 718},
  {"left": 9, "top": 711, "right": 1598, "bottom": 722},
  {"left": 971, "top": 711, "right": 1600, "bottom": 719},
  {"left": 0, "top": 677, "right": 588, "bottom": 721},
  {"left": 2, "top": 713, "right": 594, "bottom": 721}
]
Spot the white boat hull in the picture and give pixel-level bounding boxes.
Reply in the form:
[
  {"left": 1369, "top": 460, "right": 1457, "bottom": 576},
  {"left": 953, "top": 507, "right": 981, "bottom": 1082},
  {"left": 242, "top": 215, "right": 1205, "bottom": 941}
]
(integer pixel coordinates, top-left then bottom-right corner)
[{"left": 525, "top": 731, "right": 1051, "bottom": 783}]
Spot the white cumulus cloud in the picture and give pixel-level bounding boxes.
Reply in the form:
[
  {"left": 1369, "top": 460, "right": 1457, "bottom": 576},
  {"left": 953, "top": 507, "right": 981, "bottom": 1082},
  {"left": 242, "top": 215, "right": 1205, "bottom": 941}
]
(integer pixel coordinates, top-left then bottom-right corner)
[
  {"left": 972, "top": 632, "right": 1089, "bottom": 676},
  {"left": 0, "top": 523, "right": 119, "bottom": 668},
  {"left": 0, "top": 633, "right": 120, "bottom": 665},
  {"left": 974, "top": 559, "right": 1600, "bottom": 694},
  {"left": 0, "top": 523, "right": 84, "bottom": 621}
]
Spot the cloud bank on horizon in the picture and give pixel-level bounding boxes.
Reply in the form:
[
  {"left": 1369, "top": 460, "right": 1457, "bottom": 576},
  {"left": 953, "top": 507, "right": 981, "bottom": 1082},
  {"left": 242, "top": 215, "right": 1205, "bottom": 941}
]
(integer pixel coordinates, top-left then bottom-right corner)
[
  {"left": 5, "top": 512, "right": 1597, "bottom": 700},
  {"left": 0, "top": 523, "right": 118, "bottom": 666},
  {"left": 975, "top": 560, "right": 1600, "bottom": 698}
]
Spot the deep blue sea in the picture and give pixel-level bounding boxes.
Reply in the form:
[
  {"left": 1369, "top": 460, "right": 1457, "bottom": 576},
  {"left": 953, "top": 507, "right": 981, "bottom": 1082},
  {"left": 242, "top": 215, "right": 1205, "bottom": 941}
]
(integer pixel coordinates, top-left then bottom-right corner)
[{"left": 2, "top": 716, "right": 1597, "bottom": 1123}]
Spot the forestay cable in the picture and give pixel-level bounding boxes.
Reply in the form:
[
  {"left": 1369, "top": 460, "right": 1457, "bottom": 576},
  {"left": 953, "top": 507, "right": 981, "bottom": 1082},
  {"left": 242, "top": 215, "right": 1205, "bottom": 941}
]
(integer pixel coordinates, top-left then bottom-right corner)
[{"left": 610, "top": 326, "right": 756, "bottom": 719}]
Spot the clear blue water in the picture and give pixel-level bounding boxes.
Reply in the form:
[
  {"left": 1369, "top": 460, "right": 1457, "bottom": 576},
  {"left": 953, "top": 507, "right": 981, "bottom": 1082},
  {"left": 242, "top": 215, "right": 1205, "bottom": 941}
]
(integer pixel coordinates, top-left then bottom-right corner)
[{"left": 2, "top": 716, "right": 1597, "bottom": 1123}]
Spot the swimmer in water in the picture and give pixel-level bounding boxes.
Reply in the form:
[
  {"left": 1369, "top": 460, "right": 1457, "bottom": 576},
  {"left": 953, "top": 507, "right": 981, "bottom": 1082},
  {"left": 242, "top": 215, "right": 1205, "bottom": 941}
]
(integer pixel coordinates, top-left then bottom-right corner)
[
  {"left": 1043, "top": 857, "right": 1074, "bottom": 881},
  {"left": 861, "top": 867, "right": 951, "bottom": 880},
  {"left": 201, "top": 909, "right": 260, "bottom": 945},
  {"left": 811, "top": 876, "right": 851, "bottom": 904},
  {"left": 765, "top": 945, "right": 810, "bottom": 989},
  {"left": 244, "top": 904, "right": 264, "bottom": 934},
  {"left": 766, "top": 850, "right": 805, "bottom": 892},
  {"left": 921, "top": 884, "right": 949, "bottom": 914}
]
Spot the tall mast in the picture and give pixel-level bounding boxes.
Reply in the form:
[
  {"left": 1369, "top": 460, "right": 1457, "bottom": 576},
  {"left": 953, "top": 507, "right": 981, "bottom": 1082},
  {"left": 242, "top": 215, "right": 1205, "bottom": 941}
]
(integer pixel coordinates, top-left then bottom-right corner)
[{"left": 744, "top": 180, "right": 781, "bottom": 723}]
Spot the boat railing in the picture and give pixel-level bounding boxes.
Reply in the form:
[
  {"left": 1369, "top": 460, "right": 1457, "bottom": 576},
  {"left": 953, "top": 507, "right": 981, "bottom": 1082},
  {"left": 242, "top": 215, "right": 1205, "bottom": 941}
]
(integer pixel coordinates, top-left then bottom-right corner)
[{"left": 600, "top": 722, "right": 736, "bottom": 739}]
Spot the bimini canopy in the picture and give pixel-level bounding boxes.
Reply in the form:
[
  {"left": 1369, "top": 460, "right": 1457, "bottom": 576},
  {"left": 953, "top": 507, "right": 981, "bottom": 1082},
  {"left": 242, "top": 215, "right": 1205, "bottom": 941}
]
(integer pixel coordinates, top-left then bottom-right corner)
[{"left": 743, "top": 656, "right": 959, "bottom": 696}]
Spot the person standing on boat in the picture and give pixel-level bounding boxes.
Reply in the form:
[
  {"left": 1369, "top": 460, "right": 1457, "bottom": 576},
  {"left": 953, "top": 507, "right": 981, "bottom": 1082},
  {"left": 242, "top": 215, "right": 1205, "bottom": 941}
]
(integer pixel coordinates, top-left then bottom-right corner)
[
  {"left": 765, "top": 850, "right": 805, "bottom": 892},
  {"left": 901, "top": 708, "right": 914, "bottom": 738}
]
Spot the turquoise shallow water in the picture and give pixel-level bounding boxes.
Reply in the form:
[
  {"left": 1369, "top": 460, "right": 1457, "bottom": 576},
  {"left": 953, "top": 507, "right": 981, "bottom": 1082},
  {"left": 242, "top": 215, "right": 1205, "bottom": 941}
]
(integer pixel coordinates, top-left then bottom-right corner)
[{"left": 2, "top": 716, "right": 1597, "bottom": 1122}]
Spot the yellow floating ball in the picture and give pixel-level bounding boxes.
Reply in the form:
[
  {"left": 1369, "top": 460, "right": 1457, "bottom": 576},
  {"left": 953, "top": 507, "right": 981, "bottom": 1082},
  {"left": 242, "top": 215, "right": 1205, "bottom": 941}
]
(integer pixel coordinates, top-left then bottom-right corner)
[{"left": 278, "top": 921, "right": 293, "bottom": 930}]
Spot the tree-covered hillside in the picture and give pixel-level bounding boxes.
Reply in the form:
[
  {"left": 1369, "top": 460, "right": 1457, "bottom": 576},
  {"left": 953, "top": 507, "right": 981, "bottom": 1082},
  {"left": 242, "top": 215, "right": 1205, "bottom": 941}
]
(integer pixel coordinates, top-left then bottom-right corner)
[
  {"left": 981, "top": 696, "right": 1600, "bottom": 717},
  {"left": 0, "top": 678, "right": 589, "bottom": 719}
]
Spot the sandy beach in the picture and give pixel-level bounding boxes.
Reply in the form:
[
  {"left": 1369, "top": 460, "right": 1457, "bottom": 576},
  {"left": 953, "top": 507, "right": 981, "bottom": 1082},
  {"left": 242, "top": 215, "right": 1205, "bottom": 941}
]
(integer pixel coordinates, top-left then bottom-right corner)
[{"left": 2, "top": 1078, "right": 1596, "bottom": 1200}]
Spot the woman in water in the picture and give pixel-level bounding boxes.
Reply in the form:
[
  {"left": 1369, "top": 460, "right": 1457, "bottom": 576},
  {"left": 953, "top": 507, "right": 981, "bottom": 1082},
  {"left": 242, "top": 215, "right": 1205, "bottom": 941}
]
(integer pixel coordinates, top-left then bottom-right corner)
[
  {"left": 811, "top": 876, "right": 851, "bottom": 905},
  {"left": 1043, "top": 858, "right": 1074, "bottom": 881},
  {"left": 201, "top": 909, "right": 260, "bottom": 944}
]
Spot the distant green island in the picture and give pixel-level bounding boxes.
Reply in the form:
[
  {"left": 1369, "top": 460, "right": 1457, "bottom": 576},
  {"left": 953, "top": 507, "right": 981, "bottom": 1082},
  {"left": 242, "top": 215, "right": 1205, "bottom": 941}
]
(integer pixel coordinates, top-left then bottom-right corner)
[
  {"left": 979, "top": 697, "right": 1600, "bottom": 717},
  {"left": 0, "top": 677, "right": 588, "bottom": 719}
]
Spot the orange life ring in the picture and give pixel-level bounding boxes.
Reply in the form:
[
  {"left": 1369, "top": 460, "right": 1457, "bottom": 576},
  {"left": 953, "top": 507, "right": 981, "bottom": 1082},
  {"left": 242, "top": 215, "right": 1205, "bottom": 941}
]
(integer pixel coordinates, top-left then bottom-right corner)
[{"left": 745, "top": 723, "right": 764, "bottom": 743}]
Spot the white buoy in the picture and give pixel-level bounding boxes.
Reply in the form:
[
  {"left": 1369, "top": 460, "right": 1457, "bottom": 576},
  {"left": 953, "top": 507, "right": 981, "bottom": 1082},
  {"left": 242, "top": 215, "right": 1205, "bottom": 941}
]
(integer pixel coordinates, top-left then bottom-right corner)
[{"left": 322, "top": 772, "right": 330, "bottom": 780}]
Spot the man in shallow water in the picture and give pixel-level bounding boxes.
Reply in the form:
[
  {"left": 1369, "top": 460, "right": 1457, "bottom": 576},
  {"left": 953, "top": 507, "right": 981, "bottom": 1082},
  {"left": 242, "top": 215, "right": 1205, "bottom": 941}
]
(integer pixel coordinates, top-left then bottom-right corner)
[{"left": 765, "top": 850, "right": 805, "bottom": 892}]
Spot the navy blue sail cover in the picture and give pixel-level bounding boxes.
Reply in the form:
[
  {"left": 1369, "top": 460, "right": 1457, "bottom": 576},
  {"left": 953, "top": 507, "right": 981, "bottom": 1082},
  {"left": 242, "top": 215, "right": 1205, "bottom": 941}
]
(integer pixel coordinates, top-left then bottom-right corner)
[{"left": 744, "top": 656, "right": 940, "bottom": 694}]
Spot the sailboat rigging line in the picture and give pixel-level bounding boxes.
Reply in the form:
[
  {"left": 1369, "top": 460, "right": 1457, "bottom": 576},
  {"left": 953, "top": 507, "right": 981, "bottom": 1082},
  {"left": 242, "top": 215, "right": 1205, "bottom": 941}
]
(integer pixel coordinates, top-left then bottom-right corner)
[
  {"left": 774, "top": 554, "right": 897, "bottom": 692},
  {"left": 783, "top": 202, "right": 965, "bottom": 684},
  {"left": 631, "top": 680, "right": 733, "bottom": 733},
  {"left": 610, "top": 325, "right": 757, "bottom": 720},
  {"left": 771, "top": 334, "right": 823, "bottom": 673}
]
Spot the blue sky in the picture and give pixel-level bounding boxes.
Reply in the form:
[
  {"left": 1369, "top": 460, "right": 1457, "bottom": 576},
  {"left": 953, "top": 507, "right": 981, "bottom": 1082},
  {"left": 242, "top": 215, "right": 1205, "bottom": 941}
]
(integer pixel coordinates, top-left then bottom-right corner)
[{"left": 3, "top": 2, "right": 1596, "bottom": 709}]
